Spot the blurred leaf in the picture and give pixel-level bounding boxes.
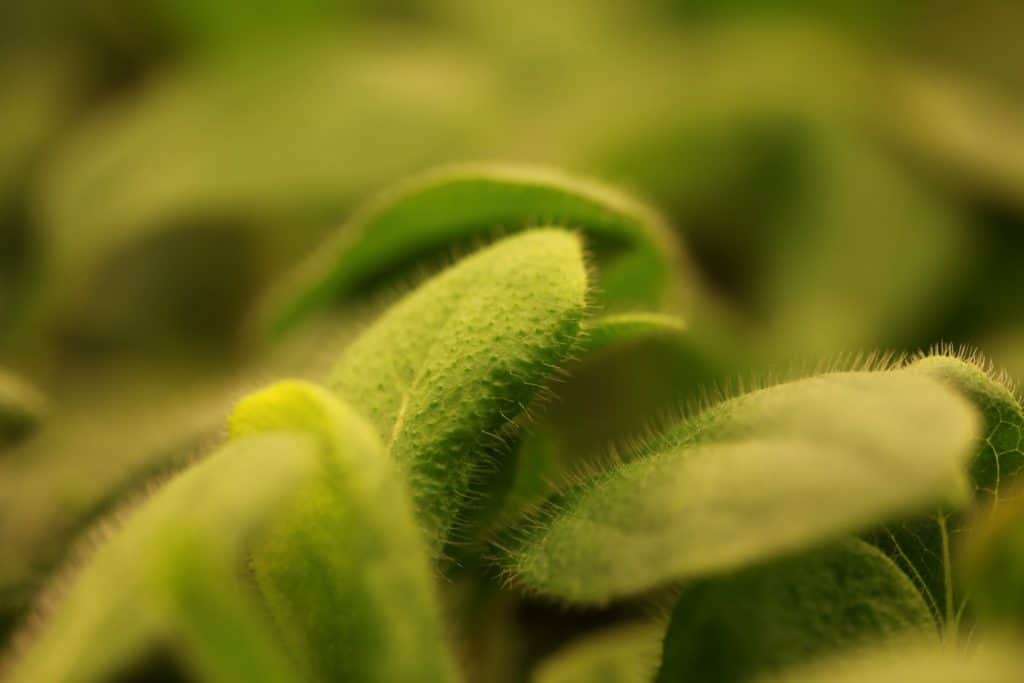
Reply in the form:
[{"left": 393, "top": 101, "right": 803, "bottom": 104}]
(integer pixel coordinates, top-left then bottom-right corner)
[
  {"left": 961, "top": 483, "right": 1024, "bottom": 628},
  {"left": 259, "top": 163, "right": 688, "bottom": 338},
  {"left": 329, "top": 229, "right": 587, "bottom": 545},
  {"left": 4, "top": 433, "right": 314, "bottom": 682},
  {"left": 757, "top": 636, "right": 1024, "bottom": 683},
  {"left": 656, "top": 539, "right": 933, "bottom": 683},
  {"left": 599, "top": 93, "right": 968, "bottom": 361},
  {"left": 0, "top": 368, "right": 239, "bottom": 629},
  {"left": 506, "top": 370, "right": 978, "bottom": 603},
  {"left": 884, "top": 66, "right": 1024, "bottom": 212},
  {"left": 228, "top": 380, "right": 457, "bottom": 682},
  {"left": 533, "top": 621, "right": 664, "bottom": 683},
  {"left": 578, "top": 312, "right": 686, "bottom": 356},
  {"left": 0, "top": 368, "right": 47, "bottom": 449},
  {"left": 24, "top": 38, "right": 492, "bottom": 348}
]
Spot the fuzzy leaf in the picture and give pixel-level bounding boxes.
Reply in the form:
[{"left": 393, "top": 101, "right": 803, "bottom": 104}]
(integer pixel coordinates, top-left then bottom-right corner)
[
  {"left": 5, "top": 433, "right": 315, "bottom": 683},
  {"left": 868, "top": 352, "right": 1024, "bottom": 625},
  {"left": 228, "top": 380, "right": 458, "bottom": 682},
  {"left": 0, "top": 368, "right": 47, "bottom": 448},
  {"left": 656, "top": 539, "right": 934, "bottom": 683},
  {"left": 259, "top": 163, "right": 685, "bottom": 337},
  {"left": 477, "top": 312, "right": 718, "bottom": 536},
  {"left": 0, "top": 373, "right": 241, "bottom": 627},
  {"left": 534, "top": 622, "right": 664, "bottom": 683},
  {"left": 328, "top": 228, "right": 587, "bottom": 544},
  {"left": 507, "top": 370, "right": 979, "bottom": 603}
]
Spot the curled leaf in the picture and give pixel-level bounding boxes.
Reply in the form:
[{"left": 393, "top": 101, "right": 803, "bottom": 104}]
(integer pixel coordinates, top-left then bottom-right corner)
[{"left": 329, "top": 228, "right": 588, "bottom": 545}]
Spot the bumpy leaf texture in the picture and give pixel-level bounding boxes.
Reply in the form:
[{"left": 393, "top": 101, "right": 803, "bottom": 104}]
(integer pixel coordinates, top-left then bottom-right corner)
[{"left": 328, "top": 228, "right": 588, "bottom": 545}]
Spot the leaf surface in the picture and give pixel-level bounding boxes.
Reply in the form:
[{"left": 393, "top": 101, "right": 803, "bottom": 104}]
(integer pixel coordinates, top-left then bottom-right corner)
[
  {"left": 329, "top": 228, "right": 588, "bottom": 544},
  {"left": 655, "top": 539, "right": 933, "bottom": 683},
  {"left": 5, "top": 433, "right": 314, "bottom": 683},
  {"left": 260, "top": 164, "right": 685, "bottom": 337},
  {"left": 228, "top": 380, "right": 457, "bottom": 682},
  {"left": 507, "top": 370, "right": 978, "bottom": 603}
]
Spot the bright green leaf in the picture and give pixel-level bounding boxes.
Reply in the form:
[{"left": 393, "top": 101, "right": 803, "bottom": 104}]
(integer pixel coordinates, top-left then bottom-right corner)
[
  {"left": 329, "top": 228, "right": 588, "bottom": 545},
  {"left": 228, "top": 380, "right": 458, "bottom": 682}
]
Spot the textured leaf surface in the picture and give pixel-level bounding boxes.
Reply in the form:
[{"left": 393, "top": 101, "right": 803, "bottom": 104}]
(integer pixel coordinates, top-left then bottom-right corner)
[
  {"left": 5, "top": 433, "right": 315, "bottom": 683},
  {"left": 329, "top": 229, "right": 587, "bottom": 544},
  {"left": 655, "top": 539, "right": 933, "bottom": 683},
  {"left": 228, "top": 380, "right": 457, "bottom": 682},
  {"left": 534, "top": 622, "right": 664, "bottom": 683},
  {"left": 260, "top": 164, "right": 684, "bottom": 337},
  {"left": 482, "top": 312, "right": 714, "bottom": 534},
  {"left": 507, "top": 371, "right": 978, "bottom": 603}
]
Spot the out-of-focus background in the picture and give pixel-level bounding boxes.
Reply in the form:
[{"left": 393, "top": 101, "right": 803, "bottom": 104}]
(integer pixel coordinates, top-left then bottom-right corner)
[{"left": 1, "top": 0, "right": 1023, "bottom": 656}]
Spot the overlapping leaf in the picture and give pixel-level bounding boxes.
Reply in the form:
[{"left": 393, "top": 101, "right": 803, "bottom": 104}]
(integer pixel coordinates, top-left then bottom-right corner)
[
  {"left": 259, "top": 164, "right": 687, "bottom": 337},
  {"left": 506, "top": 370, "right": 979, "bottom": 603},
  {"left": 4, "top": 433, "right": 315, "bottom": 682},
  {"left": 329, "top": 228, "right": 588, "bottom": 545},
  {"left": 656, "top": 539, "right": 933, "bottom": 683},
  {"left": 228, "top": 380, "right": 457, "bottom": 682}
]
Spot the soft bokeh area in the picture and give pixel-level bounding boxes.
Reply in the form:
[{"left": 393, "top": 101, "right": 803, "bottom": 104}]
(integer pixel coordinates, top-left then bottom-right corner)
[{"left": 2, "top": 0, "right": 1024, "bottom": 676}]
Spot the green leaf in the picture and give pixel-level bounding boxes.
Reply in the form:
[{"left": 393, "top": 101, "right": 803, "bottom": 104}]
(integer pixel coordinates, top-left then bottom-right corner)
[
  {"left": 23, "top": 40, "right": 490, "bottom": 347},
  {"left": 328, "top": 228, "right": 588, "bottom": 545},
  {"left": 506, "top": 370, "right": 979, "bottom": 603},
  {"left": 868, "top": 351, "right": 1024, "bottom": 626},
  {"left": 0, "top": 372, "right": 240, "bottom": 628},
  {"left": 228, "top": 380, "right": 458, "bottom": 682},
  {"left": 578, "top": 312, "right": 687, "bottom": 356},
  {"left": 533, "top": 621, "right": 664, "bottom": 683},
  {"left": 258, "top": 163, "right": 686, "bottom": 338},
  {"left": 479, "top": 312, "right": 721, "bottom": 534},
  {"left": 600, "top": 112, "right": 968, "bottom": 362},
  {"left": 961, "top": 484, "right": 1024, "bottom": 627},
  {"left": 655, "top": 539, "right": 934, "bottom": 683},
  {"left": 0, "top": 368, "right": 47, "bottom": 448},
  {"left": 756, "top": 636, "right": 1024, "bottom": 683},
  {"left": 5, "top": 433, "right": 315, "bottom": 683}
]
